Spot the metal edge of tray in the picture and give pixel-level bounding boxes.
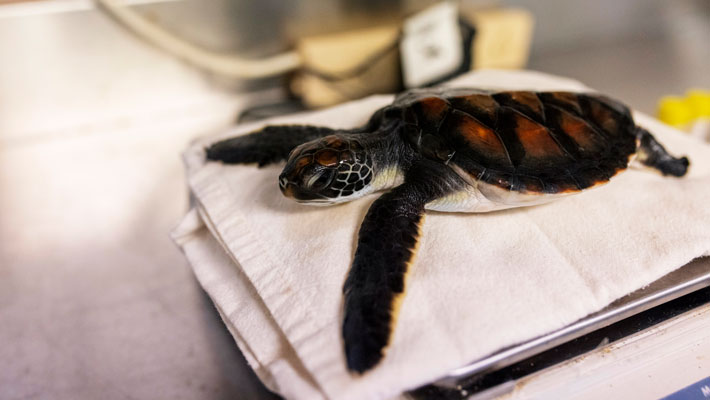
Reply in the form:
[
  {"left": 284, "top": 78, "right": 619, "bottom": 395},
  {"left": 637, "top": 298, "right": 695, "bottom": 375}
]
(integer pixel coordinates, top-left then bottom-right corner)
[{"left": 436, "top": 257, "right": 710, "bottom": 387}]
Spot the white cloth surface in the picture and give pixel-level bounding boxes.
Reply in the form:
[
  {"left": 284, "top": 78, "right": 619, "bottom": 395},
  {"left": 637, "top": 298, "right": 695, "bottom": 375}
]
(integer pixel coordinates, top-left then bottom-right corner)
[{"left": 172, "top": 70, "right": 710, "bottom": 400}]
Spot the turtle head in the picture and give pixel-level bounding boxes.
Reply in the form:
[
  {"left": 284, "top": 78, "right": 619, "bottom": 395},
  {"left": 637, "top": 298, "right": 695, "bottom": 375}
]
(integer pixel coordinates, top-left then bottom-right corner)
[{"left": 279, "top": 135, "right": 374, "bottom": 204}]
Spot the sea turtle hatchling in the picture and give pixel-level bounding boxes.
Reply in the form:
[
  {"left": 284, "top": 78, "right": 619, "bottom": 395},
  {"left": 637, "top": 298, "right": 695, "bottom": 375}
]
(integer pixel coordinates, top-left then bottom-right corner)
[{"left": 205, "top": 88, "right": 689, "bottom": 373}]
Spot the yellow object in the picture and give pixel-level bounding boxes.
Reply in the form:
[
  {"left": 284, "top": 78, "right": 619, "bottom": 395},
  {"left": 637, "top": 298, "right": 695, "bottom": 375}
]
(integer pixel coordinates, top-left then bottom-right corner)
[
  {"left": 686, "top": 90, "right": 710, "bottom": 117},
  {"left": 657, "top": 90, "right": 710, "bottom": 129}
]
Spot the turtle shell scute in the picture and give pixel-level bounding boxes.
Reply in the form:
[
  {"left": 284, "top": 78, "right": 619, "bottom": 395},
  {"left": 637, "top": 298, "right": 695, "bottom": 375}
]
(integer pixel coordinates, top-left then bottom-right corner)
[{"left": 395, "top": 90, "right": 639, "bottom": 194}]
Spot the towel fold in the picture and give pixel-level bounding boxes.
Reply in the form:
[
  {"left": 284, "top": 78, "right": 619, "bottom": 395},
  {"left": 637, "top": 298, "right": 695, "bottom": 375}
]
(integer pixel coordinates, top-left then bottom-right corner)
[{"left": 173, "top": 70, "right": 710, "bottom": 400}]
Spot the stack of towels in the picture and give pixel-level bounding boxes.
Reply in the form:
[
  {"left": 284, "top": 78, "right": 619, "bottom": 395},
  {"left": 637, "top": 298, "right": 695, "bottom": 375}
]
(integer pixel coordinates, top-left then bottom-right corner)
[{"left": 172, "top": 70, "right": 710, "bottom": 400}]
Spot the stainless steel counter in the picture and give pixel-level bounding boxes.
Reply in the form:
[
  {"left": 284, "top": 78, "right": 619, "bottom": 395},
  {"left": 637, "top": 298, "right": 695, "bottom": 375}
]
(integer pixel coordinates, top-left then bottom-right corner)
[{"left": 0, "top": 7, "right": 277, "bottom": 399}]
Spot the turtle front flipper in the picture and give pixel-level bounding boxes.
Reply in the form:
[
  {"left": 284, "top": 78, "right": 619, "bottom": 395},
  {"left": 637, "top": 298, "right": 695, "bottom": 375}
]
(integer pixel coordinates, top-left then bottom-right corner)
[
  {"left": 342, "top": 160, "right": 464, "bottom": 373},
  {"left": 206, "top": 125, "right": 339, "bottom": 166},
  {"left": 342, "top": 188, "right": 424, "bottom": 373}
]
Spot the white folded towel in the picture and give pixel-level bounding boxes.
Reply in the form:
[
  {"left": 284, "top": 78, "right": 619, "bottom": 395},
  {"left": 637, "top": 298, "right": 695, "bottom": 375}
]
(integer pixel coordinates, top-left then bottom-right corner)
[{"left": 173, "top": 70, "right": 710, "bottom": 400}]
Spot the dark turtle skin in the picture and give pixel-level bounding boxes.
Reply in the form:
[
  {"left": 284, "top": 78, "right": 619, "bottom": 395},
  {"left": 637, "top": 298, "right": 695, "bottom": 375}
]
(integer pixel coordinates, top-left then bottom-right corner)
[{"left": 206, "top": 88, "right": 689, "bottom": 374}]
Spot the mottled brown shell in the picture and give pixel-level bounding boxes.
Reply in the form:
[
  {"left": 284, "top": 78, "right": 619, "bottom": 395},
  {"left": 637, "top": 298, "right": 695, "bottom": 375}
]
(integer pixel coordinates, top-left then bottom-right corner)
[{"left": 395, "top": 89, "right": 638, "bottom": 194}]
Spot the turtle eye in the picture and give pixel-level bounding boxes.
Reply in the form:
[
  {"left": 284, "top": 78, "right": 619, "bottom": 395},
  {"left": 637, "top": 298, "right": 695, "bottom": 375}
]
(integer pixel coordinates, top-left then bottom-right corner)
[{"left": 306, "top": 169, "right": 334, "bottom": 190}]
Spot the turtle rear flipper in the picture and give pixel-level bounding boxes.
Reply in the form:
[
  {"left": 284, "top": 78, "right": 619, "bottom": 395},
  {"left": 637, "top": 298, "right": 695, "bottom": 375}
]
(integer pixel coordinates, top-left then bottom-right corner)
[
  {"left": 343, "top": 160, "right": 463, "bottom": 373},
  {"left": 206, "top": 125, "right": 339, "bottom": 166},
  {"left": 636, "top": 127, "right": 689, "bottom": 177}
]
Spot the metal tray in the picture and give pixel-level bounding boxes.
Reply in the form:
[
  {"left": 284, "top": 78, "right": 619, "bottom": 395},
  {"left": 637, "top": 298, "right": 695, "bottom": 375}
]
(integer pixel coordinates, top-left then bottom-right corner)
[{"left": 436, "top": 256, "right": 710, "bottom": 387}]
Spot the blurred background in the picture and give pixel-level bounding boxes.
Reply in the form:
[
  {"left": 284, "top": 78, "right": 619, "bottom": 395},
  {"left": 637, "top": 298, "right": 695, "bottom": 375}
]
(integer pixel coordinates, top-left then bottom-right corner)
[
  {"left": 2, "top": 0, "right": 710, "bottom": 137},
  {"left": 1, "top": 1, "right": 709, "bottom": 399}
]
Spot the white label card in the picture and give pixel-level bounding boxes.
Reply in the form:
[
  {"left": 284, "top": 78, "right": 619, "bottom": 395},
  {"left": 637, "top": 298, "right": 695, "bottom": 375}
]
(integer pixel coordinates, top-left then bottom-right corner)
[{"left": 400, "top": 2, "right": 463, "bottom": 88}]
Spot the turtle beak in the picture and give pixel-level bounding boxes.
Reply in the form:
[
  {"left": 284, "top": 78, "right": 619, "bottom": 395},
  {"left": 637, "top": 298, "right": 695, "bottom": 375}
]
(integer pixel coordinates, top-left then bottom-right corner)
[
  {"left": 279, "top": 174, "right": 295, "bottom": 198},
  {"left": 278, "top": 173, "right": 328, "bottom": 202}
]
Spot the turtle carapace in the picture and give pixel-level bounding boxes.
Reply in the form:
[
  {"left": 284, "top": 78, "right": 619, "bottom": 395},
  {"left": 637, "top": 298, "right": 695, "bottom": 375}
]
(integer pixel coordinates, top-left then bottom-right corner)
[{"left": 206, "top": 88, "right": 689, "bottom": 374}]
